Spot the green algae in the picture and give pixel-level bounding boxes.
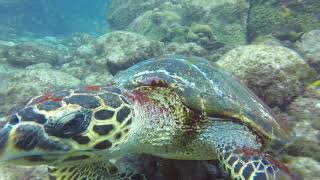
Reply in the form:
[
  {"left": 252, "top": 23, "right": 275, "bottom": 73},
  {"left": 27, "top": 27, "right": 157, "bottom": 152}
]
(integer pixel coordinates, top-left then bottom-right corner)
[{"left": 309, "top": 80, "right": 320, "bottom": 87}]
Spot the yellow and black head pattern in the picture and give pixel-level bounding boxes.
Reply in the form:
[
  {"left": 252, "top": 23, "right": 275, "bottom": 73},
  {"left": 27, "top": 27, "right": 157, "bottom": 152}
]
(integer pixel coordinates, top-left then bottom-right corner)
[{"left": 0, "top": 86, "right": 133, "bottom": 165}]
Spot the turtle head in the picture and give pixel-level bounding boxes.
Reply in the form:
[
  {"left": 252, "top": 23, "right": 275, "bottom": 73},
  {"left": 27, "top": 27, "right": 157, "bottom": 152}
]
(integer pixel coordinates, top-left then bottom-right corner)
[
  {"left": 0, "top": 114, "right": 72, "bottom": 165},
  {"left": 0, "top": 86, "right": 133, "bottom": 165}
]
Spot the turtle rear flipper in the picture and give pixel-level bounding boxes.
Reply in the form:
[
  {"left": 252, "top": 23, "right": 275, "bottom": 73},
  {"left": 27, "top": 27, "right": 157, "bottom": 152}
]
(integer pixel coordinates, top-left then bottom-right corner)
[{"left": 48, "top": 159, "right": 147, "bottom": 180}]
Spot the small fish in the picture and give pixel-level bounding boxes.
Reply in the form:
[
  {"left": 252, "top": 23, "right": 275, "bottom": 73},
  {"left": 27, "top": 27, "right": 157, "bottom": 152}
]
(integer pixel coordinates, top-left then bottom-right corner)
[{"left": 272, "top": 23, "right": 304, "bottom": 42}]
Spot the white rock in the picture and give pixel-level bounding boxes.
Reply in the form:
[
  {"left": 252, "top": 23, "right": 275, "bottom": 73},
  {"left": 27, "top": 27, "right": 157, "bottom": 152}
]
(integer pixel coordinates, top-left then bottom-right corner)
[{"left": 76, "top": 44, "right": 97, "bottom": 58}]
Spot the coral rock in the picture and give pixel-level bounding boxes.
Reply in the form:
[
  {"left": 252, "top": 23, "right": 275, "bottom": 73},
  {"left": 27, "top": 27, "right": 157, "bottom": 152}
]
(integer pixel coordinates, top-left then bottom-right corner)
[
  {"left": 294, "top": 30, "right": 320, "bottom": 72},
  {"left": 0, "top": 68, "right": 81, "bottom": 114},
  {"left": 217, "top": 45, "right": 316, "bottom": 108},
  {"left": 96, "top": 31, "right": 164, "bottom": 73},
  {"left": 5, "top": 41, "right": 71, "bottom": 67},
  {"left": 284, "top": 156, "right": 320, "bottom": 179},
  {"left": 165, "top": 42, "right": 208, "bottom": 57}
]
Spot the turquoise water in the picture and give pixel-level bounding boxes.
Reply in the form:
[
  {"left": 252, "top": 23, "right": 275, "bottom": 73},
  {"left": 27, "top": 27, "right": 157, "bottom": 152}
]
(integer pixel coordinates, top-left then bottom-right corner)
[
  {"left": 0, "top": 1, "right": 319, "bottom": 180},
  {"left": 0, "top": 0, "right": 110, "bottom": 38}
]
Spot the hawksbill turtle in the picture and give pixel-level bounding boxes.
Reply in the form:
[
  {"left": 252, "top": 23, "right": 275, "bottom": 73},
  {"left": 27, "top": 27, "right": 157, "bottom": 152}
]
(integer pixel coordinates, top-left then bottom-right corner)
[{"left": 0, "top": 56, "right": 294, "bottom": 180}]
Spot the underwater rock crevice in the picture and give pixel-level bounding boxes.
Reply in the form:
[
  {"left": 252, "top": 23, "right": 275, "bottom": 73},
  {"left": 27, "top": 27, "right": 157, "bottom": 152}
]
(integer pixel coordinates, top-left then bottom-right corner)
[{"left": 246, "top": 0, "right": 254, "bottom": 43}]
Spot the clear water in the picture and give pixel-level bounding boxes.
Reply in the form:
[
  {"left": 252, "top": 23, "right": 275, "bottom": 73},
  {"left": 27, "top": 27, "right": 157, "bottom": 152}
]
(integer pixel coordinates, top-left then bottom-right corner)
[
  {"left": 0, "top": 0, "right": 319, "bottom": 179},
  {"left": 0, "top": 0, "right": 111, "bottom": 39}
]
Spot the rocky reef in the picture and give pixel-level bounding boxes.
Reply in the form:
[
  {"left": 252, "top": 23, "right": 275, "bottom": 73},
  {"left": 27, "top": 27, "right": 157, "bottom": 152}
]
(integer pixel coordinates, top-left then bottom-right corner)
[
  {"left": 0, "top": 0, "right": 320, "bottom": 179},
  {"left": 248, "top": 0, "right": 320, "bottom": 42},
  {"left": 109, "top": 0, "right": 249, "bottom": 46}
]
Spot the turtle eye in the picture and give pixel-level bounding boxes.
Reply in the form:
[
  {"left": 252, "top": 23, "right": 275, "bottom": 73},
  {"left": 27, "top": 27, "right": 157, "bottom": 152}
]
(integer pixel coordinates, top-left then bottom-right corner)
[{"left": 44, "top": 109, "right": 92, "bottom": 138}]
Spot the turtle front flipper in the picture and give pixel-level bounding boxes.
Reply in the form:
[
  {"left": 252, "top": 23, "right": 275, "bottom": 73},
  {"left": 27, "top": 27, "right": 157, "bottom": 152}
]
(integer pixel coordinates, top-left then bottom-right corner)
[
  {"left": 49, "top": 159, "right": 147, "bottom": 180},
  {"left": 217, "top": 145, "right": 293, "bottom": 180}
]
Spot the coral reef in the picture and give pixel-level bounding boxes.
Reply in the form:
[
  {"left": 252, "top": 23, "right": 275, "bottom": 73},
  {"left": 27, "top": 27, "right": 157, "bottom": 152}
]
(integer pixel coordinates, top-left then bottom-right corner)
[
  {"left": 127, "top": 2, "right": 185, "bottom": 43},
  {"left": 248, "top": 1, "right": 320, "bottom": 41},
  {"left": 1, "top": 0, "right": 320, "bottom": 179},
  {"left": 165, "top": 42, "right": 208, "bottom": 57},
  {"left": 107, "top": 0, "right": 168, "bottom": 30},
  {"left": 108, "top": 0, "right": 249, "bottom": 46},
  {"left": 284, "top": 83, "right": 320, "bottom": 161},
  {"left": 284, "top": 156, "right": 320, "bottom": 179},
  {"left": 1, "top": 29, "right": 320, "bottom": 180},
  {"left": 4, "top": 41, "right": 71, "bottom": 67}
]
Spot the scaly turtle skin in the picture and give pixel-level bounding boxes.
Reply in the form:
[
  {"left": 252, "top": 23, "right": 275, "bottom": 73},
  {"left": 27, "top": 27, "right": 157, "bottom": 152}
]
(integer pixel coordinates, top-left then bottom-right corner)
[{"left": 0, "top": 56, "right": 294, "bottom": 180}]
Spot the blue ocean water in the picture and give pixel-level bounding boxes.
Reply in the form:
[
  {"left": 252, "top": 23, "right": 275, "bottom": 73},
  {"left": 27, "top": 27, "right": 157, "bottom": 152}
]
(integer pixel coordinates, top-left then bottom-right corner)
[{"left": 0, "top": 0, "right": 111, "bottom": 38}]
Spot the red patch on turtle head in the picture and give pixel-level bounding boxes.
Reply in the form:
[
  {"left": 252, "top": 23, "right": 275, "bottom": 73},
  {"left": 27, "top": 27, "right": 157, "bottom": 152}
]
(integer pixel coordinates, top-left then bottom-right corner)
[
  {"left": 50, "top": 97, "right": 63, "bottom": 102},
  {"left": 35, "top": 93, "right": 63, "bottom": 104},
  {"left": 83, "top": 85, "right": 101, "bottom": 91},
  {"left": 240, "top": 148, "right": 264, "bottom": 156},
  {"left": 130, "top": 90, "right": 148, "bottom": 104},
  {"left": 141, "top": 77, "right": 169, "bottom": 88},
  {"left": 37, "top": 93, "right": 52, "bottom": 103},
  {"left": 126, "top": 89, "right": 149, "bottom": 105}
]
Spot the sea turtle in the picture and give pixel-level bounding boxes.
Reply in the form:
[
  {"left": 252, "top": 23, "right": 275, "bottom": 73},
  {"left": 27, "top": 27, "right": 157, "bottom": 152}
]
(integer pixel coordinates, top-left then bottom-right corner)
[{"left": 0, "top": 56, "right": 294, "bottom": 180}]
